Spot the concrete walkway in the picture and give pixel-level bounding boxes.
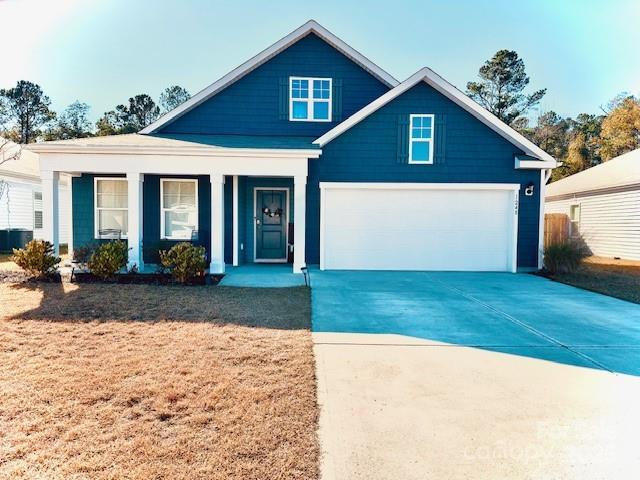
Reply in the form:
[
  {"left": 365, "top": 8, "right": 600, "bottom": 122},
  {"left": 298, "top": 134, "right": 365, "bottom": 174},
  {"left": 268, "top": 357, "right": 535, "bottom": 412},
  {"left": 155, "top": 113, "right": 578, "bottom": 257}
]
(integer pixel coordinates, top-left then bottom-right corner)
[
  {"left": 312, "top": 272, "right": 640, "bottom": 479},
  {"left": 218, "top": 264, "right": 305, "bottom": 287}
]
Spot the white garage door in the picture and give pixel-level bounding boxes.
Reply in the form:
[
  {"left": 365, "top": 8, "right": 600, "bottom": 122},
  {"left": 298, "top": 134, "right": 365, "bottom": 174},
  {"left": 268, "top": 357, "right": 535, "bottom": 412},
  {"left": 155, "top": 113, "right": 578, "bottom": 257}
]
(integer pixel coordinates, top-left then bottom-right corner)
[{"left": 320, "top": 183, "right": 519, "bottom": 272}]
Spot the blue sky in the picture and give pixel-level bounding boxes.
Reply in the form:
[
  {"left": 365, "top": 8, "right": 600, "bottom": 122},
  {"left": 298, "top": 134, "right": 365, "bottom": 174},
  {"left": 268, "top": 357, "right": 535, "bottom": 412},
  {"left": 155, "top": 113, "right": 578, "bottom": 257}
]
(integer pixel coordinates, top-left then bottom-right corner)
[{"left": 2, "top": 0, "right": 639, "bottom": 123}]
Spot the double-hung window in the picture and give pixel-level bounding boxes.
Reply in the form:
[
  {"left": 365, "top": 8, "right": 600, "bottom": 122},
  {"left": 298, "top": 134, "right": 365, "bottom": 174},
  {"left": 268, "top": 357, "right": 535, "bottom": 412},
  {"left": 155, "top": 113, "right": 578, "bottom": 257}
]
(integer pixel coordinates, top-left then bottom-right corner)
[
  {"left": 289, "top": 77, "right": 332, "bottom": 121},
  {"left": 95, "top": 178, "right": 128, "bottom": 238},
  {"left": 161, "top": 179, "right": 198, "bottom": 240},
  {"left": 409, "top": 114, "right": 435, "bottom": 164}
]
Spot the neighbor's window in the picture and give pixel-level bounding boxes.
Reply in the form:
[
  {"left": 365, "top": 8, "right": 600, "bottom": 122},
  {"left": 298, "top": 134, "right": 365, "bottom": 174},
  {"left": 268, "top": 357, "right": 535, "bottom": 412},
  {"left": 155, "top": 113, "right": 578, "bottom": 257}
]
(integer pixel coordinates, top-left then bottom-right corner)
[
  {"left": 33, "top": 191, "right": 43, "bottom": 230},
  {"left": 569, "top": 204, "right": 580, "bottom": 236},
  {"left": 95, "top": 178, "right": 128, "bottom": 238},
  {"left": 409, "top": 114, "right": 435, "bottom": 164},
  {"left": 161, "top": 179, "right": 198, "bottom": 240},
  {"left": 290, "top": 77, "right": 332, "bottom": 121}
]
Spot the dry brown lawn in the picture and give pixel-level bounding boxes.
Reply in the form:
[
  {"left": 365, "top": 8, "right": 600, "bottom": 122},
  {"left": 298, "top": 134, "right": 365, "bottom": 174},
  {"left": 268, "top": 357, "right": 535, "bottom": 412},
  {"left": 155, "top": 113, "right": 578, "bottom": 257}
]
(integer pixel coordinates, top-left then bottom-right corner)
[
  {"left": 0, "top": 282, "right": 318, "bottom": 479},
  {"left": 550, "top": 256, "right": 640, "bottom": 304}
]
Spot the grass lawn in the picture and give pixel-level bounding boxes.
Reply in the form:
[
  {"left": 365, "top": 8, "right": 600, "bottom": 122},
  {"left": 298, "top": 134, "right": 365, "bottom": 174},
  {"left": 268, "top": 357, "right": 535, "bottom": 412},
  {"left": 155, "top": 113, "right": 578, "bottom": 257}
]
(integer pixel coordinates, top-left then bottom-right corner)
[
  {"left": 0, "top": 282, "right": 318, "bottom": 479},
  {"left": 549, "top": 256, "right": 640, "bottom": 304}
]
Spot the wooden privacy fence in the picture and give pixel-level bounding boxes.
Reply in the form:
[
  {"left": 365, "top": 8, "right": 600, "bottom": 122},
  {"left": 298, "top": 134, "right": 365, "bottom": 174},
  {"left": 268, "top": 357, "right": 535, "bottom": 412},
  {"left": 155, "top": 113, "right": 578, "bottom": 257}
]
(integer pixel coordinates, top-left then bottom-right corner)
[{"left": 544, "top": 213, "right": 570, "bottom": 247}]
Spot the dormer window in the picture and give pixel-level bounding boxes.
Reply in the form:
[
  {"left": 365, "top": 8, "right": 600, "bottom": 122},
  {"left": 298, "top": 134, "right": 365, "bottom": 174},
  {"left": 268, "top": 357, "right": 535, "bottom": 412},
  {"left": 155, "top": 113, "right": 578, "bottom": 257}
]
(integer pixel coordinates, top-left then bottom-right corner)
[{"left": 289, "top": 77, "right": 332, "bottom": 122}]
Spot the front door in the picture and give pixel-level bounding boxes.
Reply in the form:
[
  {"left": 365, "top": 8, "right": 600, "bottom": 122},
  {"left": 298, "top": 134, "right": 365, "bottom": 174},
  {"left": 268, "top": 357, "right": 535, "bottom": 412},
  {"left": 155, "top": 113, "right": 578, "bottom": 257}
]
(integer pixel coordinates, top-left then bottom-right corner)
[{"left": 255, "top": 189, "right": 287, "bottom": 261}]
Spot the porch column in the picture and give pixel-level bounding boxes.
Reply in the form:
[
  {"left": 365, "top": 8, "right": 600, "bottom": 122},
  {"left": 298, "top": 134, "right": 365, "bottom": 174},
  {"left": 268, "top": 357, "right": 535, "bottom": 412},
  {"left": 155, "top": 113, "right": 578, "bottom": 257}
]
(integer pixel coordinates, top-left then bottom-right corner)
[
  {"left": 41, "top": 170, "right": 60, "bottom": 256},
  {"left": 127, "top": 172, "right": 144, "bottom": 271},
  {"left": 210, "top": 173, "right": 225, "bottom": 273},
  {"left": 232, "top": 175, "right": 239, "bottom": 266},
  {"left": 293, "top": 175, "right": 306, "bottom": 273}
]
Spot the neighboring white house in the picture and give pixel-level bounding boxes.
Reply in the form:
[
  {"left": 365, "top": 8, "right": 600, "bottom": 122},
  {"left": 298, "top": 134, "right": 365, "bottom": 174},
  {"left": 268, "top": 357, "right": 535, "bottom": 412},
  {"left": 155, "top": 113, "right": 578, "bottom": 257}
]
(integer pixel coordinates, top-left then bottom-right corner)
[
  {"left": 545, "top": 148, "right": 640, "bottom": 260},
  {"left": 0, "top": 140, "right": 71, "bottom": 250}
]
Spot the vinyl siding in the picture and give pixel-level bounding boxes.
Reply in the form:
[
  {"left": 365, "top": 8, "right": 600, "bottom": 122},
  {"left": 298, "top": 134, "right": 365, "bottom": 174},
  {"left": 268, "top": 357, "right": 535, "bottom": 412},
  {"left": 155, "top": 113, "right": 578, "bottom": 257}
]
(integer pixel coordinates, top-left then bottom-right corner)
[
  {"left": 0, "top": 179, "right": 35, "bottom": 231},
  {"left": 158, "top": 33, "right": 389, "bottom": 137},
  {"left": 306, "top": 82, "right": 542, "bottom": 269},
  {"left": 1, "top": 177, "right": 70, "bottom": 244},
  {"left": 545, "top": 189, "right": 640, "bottom": 260}
]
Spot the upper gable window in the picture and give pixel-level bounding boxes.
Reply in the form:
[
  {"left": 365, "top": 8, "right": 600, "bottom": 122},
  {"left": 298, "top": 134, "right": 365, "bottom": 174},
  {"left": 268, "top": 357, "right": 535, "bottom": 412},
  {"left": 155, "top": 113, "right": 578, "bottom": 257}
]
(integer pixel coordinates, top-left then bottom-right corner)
[
  {"left": 289, "top": 77, "right": 332, "bottom": 122},
  {"left": 409, "top": 114, "right": 435, "bottom": 164}
]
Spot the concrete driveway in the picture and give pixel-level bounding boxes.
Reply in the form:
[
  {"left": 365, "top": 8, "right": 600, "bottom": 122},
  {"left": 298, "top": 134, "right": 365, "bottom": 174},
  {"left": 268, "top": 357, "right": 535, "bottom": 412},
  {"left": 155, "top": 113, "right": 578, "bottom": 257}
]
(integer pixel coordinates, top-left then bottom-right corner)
[{"left": 312, "top": 271, "right": 640, "bottom": 479}]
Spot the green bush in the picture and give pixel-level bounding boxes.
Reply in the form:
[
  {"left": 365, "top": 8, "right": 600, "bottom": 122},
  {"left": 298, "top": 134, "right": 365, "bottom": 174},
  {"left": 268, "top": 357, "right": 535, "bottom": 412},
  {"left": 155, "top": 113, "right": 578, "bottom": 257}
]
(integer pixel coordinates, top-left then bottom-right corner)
[
  {"left": 159, "top": 242, "right": 206, "bottom": 284},
  {"left": 12, "top": 240, "right": 61, "bottom": 278},
  {"left": 544, "top": 241, "right": 586, "bottom": 275},
  {"left": 88, "top": 240, "right": 129, "bottom": 280}
]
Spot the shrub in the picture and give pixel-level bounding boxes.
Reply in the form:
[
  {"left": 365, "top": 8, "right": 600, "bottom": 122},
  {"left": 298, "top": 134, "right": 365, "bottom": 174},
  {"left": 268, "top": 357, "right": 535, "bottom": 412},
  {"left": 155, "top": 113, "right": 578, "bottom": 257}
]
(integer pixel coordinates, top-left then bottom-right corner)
[
  {"left": 159, "top": 242, "right": 206, "bottom": 284},
  {"left": 543, "top": 241, "right": 586, "bottom": 275},
  {"left": 88, "top": 240, "right": 129, "bottom": 280},
  {"left": 12, "top": 240, "right": 61, "bottom": 278}
]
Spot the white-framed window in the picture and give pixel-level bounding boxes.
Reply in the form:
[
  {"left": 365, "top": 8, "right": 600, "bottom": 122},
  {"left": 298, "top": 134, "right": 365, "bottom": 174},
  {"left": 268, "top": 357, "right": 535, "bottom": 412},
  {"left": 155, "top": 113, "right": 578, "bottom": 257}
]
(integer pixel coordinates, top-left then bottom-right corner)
[
  {"left": 33, "top": 191, "right": 43, "bottom": 230},
  {"left": 94, "top": 178, "right": 128, "bottom": 239},
  {"left": 289, "top": 77, "right": 332, "bottom": 122},
  {"left": 160, "top": 179, "right": 198, "bottom": 240},
  {"left": 409, "top": 114, "right": 435, "bottom": 164},
  {"left": 569, "top": 204, "right": 580, "bottom": 236}
]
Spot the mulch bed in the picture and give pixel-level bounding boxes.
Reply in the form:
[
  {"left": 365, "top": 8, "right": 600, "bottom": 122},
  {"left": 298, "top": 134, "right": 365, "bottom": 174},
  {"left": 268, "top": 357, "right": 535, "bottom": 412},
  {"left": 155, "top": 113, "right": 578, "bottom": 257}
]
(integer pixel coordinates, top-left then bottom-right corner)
[
  {"left": 0, "top": 270, "right": 224, "bottom": 286},
  {"left": 71, "top": 271, "right": 225, "bottom": 286},
  {"left": 0, "top": 271, "right": 61, "bottom": 284}
]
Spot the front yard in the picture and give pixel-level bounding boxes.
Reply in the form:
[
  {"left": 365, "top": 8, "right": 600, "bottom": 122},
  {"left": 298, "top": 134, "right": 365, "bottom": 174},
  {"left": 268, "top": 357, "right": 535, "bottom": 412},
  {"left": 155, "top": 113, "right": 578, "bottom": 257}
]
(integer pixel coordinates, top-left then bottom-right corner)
[
  {"left": 0, "top": 282, "right": 318, "bottom": 479},
  {"left": 548, "top": 256, "right": 640, "bottom": 304}
]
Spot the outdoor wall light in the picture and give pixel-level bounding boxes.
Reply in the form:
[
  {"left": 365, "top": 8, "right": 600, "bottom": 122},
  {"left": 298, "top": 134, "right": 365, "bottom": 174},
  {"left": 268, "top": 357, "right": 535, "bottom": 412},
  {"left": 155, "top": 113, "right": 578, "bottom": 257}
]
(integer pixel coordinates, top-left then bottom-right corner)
[{"left": 524, "top": 182, "right": 535, "bottom": 197}]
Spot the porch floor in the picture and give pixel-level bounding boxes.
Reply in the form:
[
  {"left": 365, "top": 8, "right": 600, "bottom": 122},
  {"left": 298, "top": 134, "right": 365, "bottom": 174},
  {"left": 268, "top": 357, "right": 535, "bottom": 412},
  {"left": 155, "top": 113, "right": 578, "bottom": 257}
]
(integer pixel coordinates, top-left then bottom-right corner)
[{"left": 219, "top": 264, "right": 306, "bottom": 288}]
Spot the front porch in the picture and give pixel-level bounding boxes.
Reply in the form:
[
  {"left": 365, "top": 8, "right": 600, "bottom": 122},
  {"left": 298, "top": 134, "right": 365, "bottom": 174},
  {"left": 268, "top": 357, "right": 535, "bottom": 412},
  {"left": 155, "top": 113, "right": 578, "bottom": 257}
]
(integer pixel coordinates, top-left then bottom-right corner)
[
  {"left": 218, "top": 264, "right": 307, "bottom": 287},
  {"left": 30, "top": 134, "right": 321, "bottom": 275}
]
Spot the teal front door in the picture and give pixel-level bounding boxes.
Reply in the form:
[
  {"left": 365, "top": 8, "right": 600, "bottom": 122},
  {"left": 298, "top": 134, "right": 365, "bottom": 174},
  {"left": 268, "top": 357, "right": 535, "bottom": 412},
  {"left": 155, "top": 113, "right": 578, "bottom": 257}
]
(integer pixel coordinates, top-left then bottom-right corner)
[{"left": 255, "top": 189, "right": 287, "bottom": 261}]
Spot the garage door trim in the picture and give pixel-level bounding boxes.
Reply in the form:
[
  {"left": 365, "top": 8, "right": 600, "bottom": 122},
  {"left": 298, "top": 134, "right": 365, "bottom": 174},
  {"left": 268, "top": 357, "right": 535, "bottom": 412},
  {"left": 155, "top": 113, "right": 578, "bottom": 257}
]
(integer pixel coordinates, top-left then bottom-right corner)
[{"left": 319, "top": 182, "right": 520, "bottom": 272}]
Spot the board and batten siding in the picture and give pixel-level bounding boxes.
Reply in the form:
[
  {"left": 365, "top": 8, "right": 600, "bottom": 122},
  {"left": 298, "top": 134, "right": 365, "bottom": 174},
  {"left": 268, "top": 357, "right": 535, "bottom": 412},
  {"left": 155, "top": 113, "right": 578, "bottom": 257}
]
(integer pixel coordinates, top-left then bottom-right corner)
[{"left": 545, "top": 188, "right": 640, "bottom": 260}]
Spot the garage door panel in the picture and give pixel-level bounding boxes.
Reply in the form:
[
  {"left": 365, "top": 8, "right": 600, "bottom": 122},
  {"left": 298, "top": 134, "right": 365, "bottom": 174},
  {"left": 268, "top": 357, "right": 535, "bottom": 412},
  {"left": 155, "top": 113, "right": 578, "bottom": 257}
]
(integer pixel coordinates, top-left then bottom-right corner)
[{"left": 322, "top": 185, "right": 516, "bottom": 272}]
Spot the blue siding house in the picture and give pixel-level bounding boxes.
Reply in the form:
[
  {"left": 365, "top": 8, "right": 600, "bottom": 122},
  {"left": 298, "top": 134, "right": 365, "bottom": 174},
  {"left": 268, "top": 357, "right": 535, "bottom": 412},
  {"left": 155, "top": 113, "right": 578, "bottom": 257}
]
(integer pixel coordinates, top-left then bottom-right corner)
[{"left": 29, "top": 20, "right": 556, "bottom": 274}]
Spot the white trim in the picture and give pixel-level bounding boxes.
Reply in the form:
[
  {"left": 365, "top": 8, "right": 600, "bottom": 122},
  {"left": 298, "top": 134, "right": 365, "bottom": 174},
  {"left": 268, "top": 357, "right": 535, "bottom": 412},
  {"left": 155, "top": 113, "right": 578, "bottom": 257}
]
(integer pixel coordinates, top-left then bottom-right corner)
[
  {"left": 94, "top": 177, "right": 128, "bottom": 240},
  {"left": 140, "top": 20, "right": 398, "bottom": 134},
  {"left": 289, "top": 76, "right": 332, "bottom": 122},
  {"left": 314, "top": 67, "right": 557, "bottom": 166},
  {"left": 408, "top": 114, "right": 435, "bottom": 164},
  {"left": 515, "top": 156, "right": 557, "bottom": 170},
  {"left": 319, "top": 185, "right": 326, "bottom": 270},
  {"left": 159, "top": 178, "right": 199, "bottom": 240},
  {"left": 37, "top": 152, "right": 311, "bottom": 178},
  {"left": 511, "top": 189, "right": 520, "bottom": 273},
  {"left": 319, "top": 182, "right": 520, "bottom": 191},
  {"left": 253, "top": 187, "right": 289, "bottom": 263},
  {"left": 319, "top": 182, "right": 519, "bottom": 273},
  {"left": 232, "top": 175, "right": 239, "bottom": 266}
]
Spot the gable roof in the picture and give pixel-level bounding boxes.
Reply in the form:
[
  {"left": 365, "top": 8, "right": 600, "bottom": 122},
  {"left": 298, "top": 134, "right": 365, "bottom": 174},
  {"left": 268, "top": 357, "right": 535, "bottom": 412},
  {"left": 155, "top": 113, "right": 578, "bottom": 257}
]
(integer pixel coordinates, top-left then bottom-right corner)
[
  {"left": 25, "top": 133, "right": 322, "bottom": 157},
  {"left": 546, "top": 148, "right": 640, "bottom": 198},
  {"left": 141, "top": 20, "right": 399, "bottom": 134},
  {"left": 314, "top": 67, "right": 557, "bottom": 166}
]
